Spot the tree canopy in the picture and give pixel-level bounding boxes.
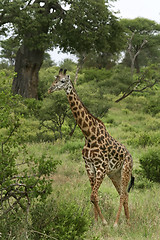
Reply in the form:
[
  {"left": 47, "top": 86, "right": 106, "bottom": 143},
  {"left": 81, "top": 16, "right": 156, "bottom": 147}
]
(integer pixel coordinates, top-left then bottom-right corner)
[
  {"left": 0, "top": 0, "right": 124, "bottom": 98},
  {"left": 121, "top": 18, "right": 160, "bottom": 72},
  {"left": 0, "top": 0, "right": 123, "bottom": 54}
]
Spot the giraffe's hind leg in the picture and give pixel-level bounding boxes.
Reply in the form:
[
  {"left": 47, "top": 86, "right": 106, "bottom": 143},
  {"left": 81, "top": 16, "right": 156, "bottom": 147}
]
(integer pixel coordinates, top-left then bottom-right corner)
[
  {"left": 84, "top": 161, "right": 99, "bottom": 221},
  {"left": 110, "top": 175, "right": 130, "bottom": 225}
]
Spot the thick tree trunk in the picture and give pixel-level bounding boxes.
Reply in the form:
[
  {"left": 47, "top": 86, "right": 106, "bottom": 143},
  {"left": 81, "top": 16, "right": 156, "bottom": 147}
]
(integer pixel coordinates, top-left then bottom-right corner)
[{"left": 12, "top": 46, "right": 44, "bottom": 99}]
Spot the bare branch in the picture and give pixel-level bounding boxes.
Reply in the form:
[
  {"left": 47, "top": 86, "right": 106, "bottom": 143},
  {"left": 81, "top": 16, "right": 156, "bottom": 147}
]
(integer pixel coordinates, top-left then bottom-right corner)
[
  {"left": 69, "top": 122, "right": 77, "bottom": 137},
  {"left": 115, "top": 66, "right": 160, "bottom": 103}
]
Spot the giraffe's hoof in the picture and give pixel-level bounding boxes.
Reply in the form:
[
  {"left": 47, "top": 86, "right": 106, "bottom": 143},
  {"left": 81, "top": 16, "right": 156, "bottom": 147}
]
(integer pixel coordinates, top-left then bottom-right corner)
[
  {"left": 102, "top": 219, "right": 107, "bottom": 226},
  {"left": 127, "top": 220, "right": 131, "bottom": 227},
  {"left": 113, "top": 222, "right": 118, "bottom": 228}
]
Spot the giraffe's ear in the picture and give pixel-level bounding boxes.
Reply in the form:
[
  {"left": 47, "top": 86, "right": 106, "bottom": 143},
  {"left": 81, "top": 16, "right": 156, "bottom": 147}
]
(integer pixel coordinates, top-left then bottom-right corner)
[
  {"left": 59, "top": 68, "right": 63, "bottom": 75},
  {"left": 64, "top": 69, "right": 67, "bottom": 75}
]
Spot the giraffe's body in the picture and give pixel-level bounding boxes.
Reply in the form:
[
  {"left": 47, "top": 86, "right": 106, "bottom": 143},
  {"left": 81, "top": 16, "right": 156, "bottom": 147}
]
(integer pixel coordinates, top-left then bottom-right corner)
[{"left": 48, "top": 69, "right": 134, "bottom": 226}]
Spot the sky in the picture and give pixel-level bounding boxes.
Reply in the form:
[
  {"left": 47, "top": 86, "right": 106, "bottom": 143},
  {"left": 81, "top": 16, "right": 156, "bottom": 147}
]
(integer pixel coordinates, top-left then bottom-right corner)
[
  {"left": 50, "top": 0, "right": 160, "bottom": 64},
  {"left": 114, "top": 0, "right": 160, "bottom": 22}
]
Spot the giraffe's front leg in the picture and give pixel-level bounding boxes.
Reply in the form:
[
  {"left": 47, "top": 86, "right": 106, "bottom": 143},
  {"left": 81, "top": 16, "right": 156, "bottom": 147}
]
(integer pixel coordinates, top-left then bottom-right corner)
[
  {"left": 84, "top": 156, "right": 107, "bottom": 225},
  {"left": 91, "top": 173, "right": 107, "bottom": 225},
  {"left": 84, "top": 160, "right": 99, "bottom": 221},
  {"left": 89, "top": 177, "right": 99, "bottom": 222}
]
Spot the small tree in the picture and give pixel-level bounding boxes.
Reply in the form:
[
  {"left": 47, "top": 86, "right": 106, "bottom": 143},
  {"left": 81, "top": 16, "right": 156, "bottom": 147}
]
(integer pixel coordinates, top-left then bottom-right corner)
[
  {"left": 37, "top": 92, "right": 74, "bottom": 140},
  {"left": 0, "top": 71, "right": 59, "bottom": 221},
  {"left": 121, "top": 18, "right": 160, "bottom": 73},
  {"left": 139, "top": 148, "right": 160, "bottom": 182}
]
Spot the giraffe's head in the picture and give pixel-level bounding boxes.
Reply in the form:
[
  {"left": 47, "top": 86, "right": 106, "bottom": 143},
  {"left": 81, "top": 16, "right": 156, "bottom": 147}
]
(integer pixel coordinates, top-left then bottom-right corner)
[{"left": 48, "top": 69, "right": 71, "bottom": 94}]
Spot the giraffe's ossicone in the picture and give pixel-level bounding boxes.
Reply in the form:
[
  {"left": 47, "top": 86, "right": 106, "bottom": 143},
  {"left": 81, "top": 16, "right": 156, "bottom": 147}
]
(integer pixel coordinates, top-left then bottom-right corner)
[{"left": 48, "top": 69, "right": 134, "bottom": 226}]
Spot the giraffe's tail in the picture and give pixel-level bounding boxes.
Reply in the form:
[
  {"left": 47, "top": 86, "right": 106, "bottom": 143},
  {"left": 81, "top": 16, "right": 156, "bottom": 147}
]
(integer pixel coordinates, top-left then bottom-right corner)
[{"left": 128, "top": 174, "right": 135, "bottom": 193}]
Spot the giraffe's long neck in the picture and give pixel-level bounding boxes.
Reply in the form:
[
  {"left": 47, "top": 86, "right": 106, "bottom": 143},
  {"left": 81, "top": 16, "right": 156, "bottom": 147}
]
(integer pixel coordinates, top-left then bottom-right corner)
[{"left": 66, "top": 86, "right": 102, "bottom": 140}]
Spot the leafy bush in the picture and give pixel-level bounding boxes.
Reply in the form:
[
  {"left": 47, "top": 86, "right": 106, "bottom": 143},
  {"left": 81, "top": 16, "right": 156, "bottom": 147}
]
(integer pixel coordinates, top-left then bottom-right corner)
[
  {"left": 38, "top": 66, "right": 59, "bottom": 99},
  {"left": 60, "top": 139, "right": 84, "bottom": 161},
  {"left": 127, "top": 131, "right": 160, "bottom": 148},
  {"left": 36, "top": 92, "right": 74, "bottom": 140},
  {"left": 79, "top": 68, "right": 111, "bottom": 85},
  {"left": 139, "top": 148, "right": 160, "bottom": 182},
  {"left": 134, "top": 170, "right": 153, "bottom": 189},
  {"left": 0, "top": 209, "right": 27, "bottom": 239},
  {"left": 100, "top": 66, "right": 133, "bottom": 95},
  {"left": 144, "top": 92, "right": 160, "bottom": 116},
  {"left": 0, "top": 74, "right": 59, "bottom": 224},
  {"left": 138, "top": 133, "right": 152, "bottom": 147},
  {"left": 30, "top": 199, "right": 91, "bottom": 240},
  {"left": 60, "top": 140, "right": 84, "bottom": 154}
]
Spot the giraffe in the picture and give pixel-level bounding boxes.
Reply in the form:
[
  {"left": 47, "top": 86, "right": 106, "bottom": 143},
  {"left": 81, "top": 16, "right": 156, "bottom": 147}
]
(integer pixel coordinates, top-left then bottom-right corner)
[{"left": 48, "top": 69, "right": 134, "bottom": 226}]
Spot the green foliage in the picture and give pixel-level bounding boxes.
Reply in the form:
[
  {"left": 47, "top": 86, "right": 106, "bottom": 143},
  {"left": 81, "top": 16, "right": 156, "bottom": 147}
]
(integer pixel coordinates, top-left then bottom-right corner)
[
  {"left": 144, "top": 92, "right": 160, "bottom": 116},
  {"left": 41, "top": 52, "right": 56, "bottom": 69},
  {"left": 121, "top": 18, "right": 160, "bottom": 70},
  {"left": 79, "top": 68, "right": 112, "bottom": 84},
  {"left": 139, "top": 148, "right": 160, "bottom": 182},
  {"left": 31, "top": 198, "right": 91, "bottom": 240},
  {"left": 105, "top": 66, "right": 133, "bottom": 95},
  {"left": 60, "top": 139, "right": 84, "bottom": 161},
  {"left": 38, "top": 66, "right": 59, "bottom": 99},
  {"left": 60, "top": 140, "right": 84, "bottom": 154},
  {"left": 1, "top": 0, "right": 123, "bottom": 54},
  {"left": 127, "top": 131, "right": 160, "bottom": 148},
  {"left": 37, "top": 92, "right": 73, "bottom": 140},
  {"left": 59, "top": 59, "right": 77, "bottom": 72},
  {"left": 0, "top": 73, "right": 59, "bottom": 221},
  {"left": 1, "top": 0, "right": 125, "bottom": 98},
  {"left": 78, "top": 83, "right": 111, "bottom": 118},
  {"left": 0, "top": 209, "right": 27, "bottom": 239},
  {"left": 80, "top": 66, "right": 133, "bottom": 96},
  {"left": 134, "top": 170, "right": 153, "bottom": 189},
  {"left": 56, "top": 0, "right": 124, "bottom": 54}
]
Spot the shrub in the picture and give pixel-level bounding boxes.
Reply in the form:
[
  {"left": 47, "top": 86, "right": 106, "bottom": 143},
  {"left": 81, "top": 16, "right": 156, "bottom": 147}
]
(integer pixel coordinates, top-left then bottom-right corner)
[
  {"left": 36, "top": 92, "right": 72, "bottom": 140},
  {"left": 127, "top": 132, "right": 152, "bottom": 147},
  {"left": 0, "top": 209, "right": 27, "bottom": 239},
  {"left": 79, "top": 68, "right": 111, "bottom": 85},
  {"left": 138, "top": 133, "right": 152, "bottom": 147},
  {"left": 139, "top": 148, "right": 160, "bottom": 182},
  {"left": 134, "top": 170, "right": 153, "bottom": 189},
  {"left": 38, "top": 66, "right": 59, "bottom": 99},
  {"left": 104, "top": 66, "right": 133, "bottom": 95},
  {"left": 0, "top": 75, "right": 59, "bottom": 227},
  {"left": 60, "top": 140, "right": 84, "bottom": 154},
  {"left": 144, "top": 93, "right": 160, "bottom": 116},
  {"left": 30, "top": 199, "right": 91, "bottom": 240}
]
